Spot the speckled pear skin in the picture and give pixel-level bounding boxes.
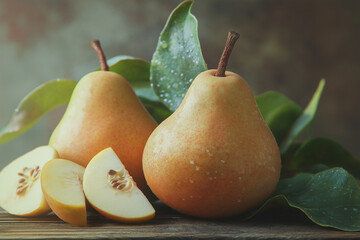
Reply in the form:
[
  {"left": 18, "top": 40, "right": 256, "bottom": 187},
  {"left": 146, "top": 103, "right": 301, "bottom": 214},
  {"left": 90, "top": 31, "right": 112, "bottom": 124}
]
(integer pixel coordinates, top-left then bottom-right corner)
[
  {"left": 49, "top": 71, "right": 158, "bottom": 193},
  {"left": 143, "top": 70, "right": 281, "bottom": 218}
]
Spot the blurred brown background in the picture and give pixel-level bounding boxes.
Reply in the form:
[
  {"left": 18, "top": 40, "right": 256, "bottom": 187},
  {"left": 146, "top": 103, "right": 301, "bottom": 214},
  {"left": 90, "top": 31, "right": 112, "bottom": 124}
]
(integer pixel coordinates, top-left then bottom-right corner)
[{"left": 0, "top": 0, "right": 359, "bottom": 168}]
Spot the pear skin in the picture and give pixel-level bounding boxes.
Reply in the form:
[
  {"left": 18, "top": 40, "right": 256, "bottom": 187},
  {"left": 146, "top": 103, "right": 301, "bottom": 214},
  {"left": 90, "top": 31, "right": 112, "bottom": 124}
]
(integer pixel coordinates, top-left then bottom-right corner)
[
  {"left": 49, "top": 71, "right": 157, "bottom": 193},
  {"left": 143, "top": 70, "right": 281, "bottom": 218}
]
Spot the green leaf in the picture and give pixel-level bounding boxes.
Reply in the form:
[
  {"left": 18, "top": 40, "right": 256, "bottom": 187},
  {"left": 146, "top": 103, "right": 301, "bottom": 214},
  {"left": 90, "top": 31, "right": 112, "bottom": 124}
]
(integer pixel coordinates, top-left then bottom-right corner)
[
  {"left": 139, "top": 97, "right": 173, "bottom": 124},
  {"left": 0, "top": 79, "right": 77, "bottom": 145},
  {"left": 98, "top": 57, "right": 151, "bottom": 89},
  {"left": 104, "top": 56, "right": 172, "bottom": 122},
  {"left": 284, "top": 137, "right": 360, "bottom": 178},
  {"left": 150, "top": 0, "right": 207, "bottom": 111},
  {"left": 277, "top": 168, "right": 360, "bottom": 231},
  {"left": 280, "top": 79, "right": 326, "bottom": 155},
  {"left": 280, "top": 141, "right": 303, "bottom": 173},
  {"left": 251, "top": 168, "right": 360, "bottom": 231},
  {"left": 107, "top": 55, "right": 136, "bottom": 66},
  {"left": 256, "top": 91, "right": 302, "bottom": 145},
  {"left": 135, "top": 88, "right": 160, "bottom": 102}
]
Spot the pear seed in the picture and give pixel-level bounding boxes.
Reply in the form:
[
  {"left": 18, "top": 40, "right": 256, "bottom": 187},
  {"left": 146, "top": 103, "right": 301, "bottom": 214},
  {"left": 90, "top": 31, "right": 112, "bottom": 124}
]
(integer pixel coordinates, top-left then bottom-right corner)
[
  {"left": 18, "top": 178, "right": 26, "bottom": 183},
  {"left": 16, "top": 185, "right": 28, "bottom": 195},
  {"left": 117, "top": 183, "right": 126, "bottom": 190},
  {"left": 108, "top": 169, "right": 117, "bottom": 175},
  {"left": 111, "top": 179, "right": 119, "bottom": 184},
  {"left": 33, "top": 170, "right": 40, "bottom": 178}
]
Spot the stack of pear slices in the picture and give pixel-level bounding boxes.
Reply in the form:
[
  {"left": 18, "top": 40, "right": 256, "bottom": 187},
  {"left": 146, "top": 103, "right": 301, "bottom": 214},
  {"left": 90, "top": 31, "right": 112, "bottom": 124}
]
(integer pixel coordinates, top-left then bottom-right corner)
[
  {"left": 0, "top": 40, "right": 156, "bottom": 226},
  {"left": 0, "top": 146, "right": 155, "bottom": 226}
]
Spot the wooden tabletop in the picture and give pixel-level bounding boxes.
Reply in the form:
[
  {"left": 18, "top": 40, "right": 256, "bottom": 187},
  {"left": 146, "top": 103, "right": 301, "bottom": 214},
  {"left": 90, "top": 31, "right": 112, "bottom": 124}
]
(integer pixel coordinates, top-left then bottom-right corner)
[{"left": 0, "top": 201, "right": 359, "bottom": 239}]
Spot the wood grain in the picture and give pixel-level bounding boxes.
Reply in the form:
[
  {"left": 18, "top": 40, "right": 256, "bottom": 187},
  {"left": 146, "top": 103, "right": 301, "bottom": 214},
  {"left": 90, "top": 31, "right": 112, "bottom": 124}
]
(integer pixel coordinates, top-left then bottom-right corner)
[{"left": 0, "top": 201, "right": 359, "bottom": 239}]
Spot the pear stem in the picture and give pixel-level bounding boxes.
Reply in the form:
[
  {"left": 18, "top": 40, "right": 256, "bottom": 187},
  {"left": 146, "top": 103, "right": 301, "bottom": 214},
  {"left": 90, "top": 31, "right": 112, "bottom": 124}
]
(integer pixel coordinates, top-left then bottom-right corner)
[
  {"left": 91, "top": 40, "right": 109, "bottom": 71},
  {"left": 215, "top": 31, "right": 240, "bottom": 77}
]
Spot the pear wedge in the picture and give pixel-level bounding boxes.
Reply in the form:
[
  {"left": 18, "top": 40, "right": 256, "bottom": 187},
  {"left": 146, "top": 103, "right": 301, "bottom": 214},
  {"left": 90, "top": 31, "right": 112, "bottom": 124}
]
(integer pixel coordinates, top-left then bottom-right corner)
[
  {"left": 0, "top": 146, "right": 58, "bottom": 216},
  {"left": 83, "top": 148, "right": 155, "bottom": 223},
  {"left": 41, "top": 159, "right": 86, "bottom": 226}
]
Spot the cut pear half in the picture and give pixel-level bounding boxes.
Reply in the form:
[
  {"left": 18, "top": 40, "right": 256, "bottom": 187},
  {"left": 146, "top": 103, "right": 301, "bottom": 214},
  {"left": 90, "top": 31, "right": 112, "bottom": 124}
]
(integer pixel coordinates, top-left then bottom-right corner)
[
  {"left": 83, "top": 147, "right": 155, "bottom": 223},
  {"left": 0, "top": 146, "right": 58, "bottom": 216},
  {"left": 41, "top": 159, "right": 86, "bottom": 226}
]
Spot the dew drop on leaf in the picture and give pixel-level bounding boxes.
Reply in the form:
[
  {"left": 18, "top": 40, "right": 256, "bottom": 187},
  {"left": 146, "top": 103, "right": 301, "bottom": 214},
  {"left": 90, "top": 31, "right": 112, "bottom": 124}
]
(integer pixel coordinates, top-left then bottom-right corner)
[{"left": 161, "top": 42, "right": 168, "bottom": 49}]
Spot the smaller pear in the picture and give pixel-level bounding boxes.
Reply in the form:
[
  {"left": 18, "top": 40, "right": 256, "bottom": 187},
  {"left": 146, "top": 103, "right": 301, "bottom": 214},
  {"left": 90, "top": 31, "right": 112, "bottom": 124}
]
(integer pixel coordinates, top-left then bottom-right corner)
[
  {"left": 0, "top": 146, "right": 58, "bottom": 216},
  {"left": 49, "top": 40, "right": 157, "bottom": 193},
  {"left": 41, "top": 159, "right": 86, "bottom": 226},
  {"left": 83, "top": 147, "right": 155, "bottom": 223}
]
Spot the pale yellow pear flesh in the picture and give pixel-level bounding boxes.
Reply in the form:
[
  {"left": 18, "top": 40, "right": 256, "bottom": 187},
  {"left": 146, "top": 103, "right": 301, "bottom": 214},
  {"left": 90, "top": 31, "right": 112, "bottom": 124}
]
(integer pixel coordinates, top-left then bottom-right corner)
[
  {"left": 143, "top": 70, "right": 281, "bottom": 218},
  {"left": 83, "top": 148, "right": 155, "bottom": 223},
  {"left": 49, "top": 71, "right": 158, "bottom": 193},
  {"left": 41, "top": 159, "right": 86, "bottom": 227},
  {"left": 0, "top": 146, "right": 58, "bottom": 217}
]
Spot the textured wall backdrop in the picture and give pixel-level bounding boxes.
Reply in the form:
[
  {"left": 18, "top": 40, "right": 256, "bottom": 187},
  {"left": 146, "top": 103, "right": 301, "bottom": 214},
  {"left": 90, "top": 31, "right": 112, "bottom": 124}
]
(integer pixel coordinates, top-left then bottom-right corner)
[{"left": 0, "top": 0, "right": 359, "bottom": 168}]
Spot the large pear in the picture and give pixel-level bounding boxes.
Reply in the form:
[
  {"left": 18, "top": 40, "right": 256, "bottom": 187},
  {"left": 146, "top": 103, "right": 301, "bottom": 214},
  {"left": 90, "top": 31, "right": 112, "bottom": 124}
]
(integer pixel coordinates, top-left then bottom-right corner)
[
  {"left": 49, "top": 70, "right": 157, "bottom": 192},
  {"left": 142, "top": 69, "right": 281, "bottom": 218}
]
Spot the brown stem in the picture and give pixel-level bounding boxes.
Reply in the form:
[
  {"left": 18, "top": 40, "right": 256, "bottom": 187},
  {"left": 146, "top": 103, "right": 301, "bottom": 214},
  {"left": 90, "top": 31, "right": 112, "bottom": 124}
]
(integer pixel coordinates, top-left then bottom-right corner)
[
  {"left": 215, "top": 31, "right": 240, "bottom": 77},
  {"left": 91, "top": 40, "right": 109, "bottom": 71}
]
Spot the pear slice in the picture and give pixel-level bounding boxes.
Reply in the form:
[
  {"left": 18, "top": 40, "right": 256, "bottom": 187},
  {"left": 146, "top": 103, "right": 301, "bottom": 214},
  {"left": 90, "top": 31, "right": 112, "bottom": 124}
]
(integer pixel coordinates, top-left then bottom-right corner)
[
  {"left": 41, "top": 159, "right": 86, "bottom": 226},
  {"left": 83, "top": 147, "right": 155, "bottom": 223},
  {"left": 0, "top": 146, "right": 58, "bottom": 216}
]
